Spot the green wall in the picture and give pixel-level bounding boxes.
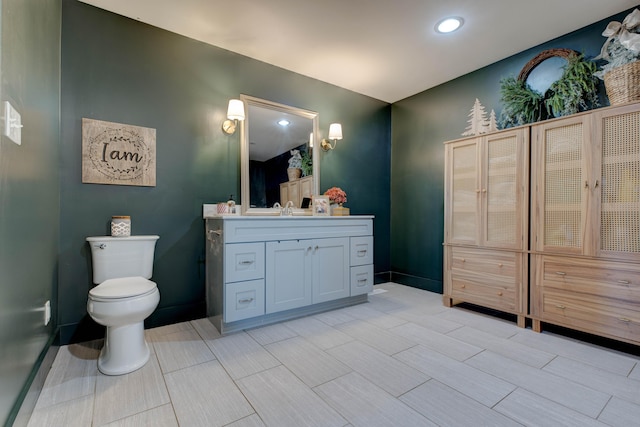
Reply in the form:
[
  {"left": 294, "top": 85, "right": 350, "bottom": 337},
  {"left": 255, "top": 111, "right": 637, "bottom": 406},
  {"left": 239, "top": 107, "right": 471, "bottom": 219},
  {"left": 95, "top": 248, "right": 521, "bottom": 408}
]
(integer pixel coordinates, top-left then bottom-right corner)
[
  {"left": 390, "top": 9, "right": 633, "bottom": 292},
  {"left": 0, "top": 0, "right": 61, "bottom": 424},
  {"left": 59, "top": 0, "right": 391, "bottom": 344}
]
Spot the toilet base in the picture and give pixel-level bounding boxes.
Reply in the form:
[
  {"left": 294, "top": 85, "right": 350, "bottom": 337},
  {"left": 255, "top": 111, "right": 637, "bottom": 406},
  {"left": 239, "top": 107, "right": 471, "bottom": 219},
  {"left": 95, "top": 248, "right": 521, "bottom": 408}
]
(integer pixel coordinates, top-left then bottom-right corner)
[{"left": 98, "top": 321, "right": 150, "bottom": 375}]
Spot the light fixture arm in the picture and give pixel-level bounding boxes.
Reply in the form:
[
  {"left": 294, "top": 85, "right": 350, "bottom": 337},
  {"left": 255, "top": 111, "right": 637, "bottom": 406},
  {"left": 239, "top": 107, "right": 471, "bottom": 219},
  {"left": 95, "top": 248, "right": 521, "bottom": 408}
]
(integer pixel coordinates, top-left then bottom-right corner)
[{"left": 321, "top": 123, "right": 343, "bottom": 151}]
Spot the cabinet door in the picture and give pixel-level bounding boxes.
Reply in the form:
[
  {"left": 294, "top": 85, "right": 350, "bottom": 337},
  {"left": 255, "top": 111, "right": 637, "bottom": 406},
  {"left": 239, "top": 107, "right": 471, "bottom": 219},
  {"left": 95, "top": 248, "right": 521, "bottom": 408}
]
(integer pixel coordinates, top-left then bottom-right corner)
[
  {"left": 280, "top": 182, "right": 289, "bottom": 206},
  {"left": 265, "top": 240, "right": 312, "bottom": 313},
  {"left": 299, "top": 176, "right": 313, "bottom": 206},
  {"left": 312, "top": 237, "right": 350, "bottom": 303},
  {"left": 445, "top": 139, "right": 480, "bottom": 245},
  {"left": 531, "top": 115, "right": 591, "bottom": 254},
  {"left": 481, "top": 129, "right": 528, "bottom": 250},
  {"left": 593, "top": 104, "right": 640, "bottom": 262}
]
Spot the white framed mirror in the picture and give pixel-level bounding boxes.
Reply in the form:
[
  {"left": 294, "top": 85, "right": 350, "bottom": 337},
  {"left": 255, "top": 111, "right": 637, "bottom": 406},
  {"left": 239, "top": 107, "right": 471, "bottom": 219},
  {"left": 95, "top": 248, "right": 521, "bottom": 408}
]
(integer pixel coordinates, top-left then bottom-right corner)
[{"left": 240, "top": 95, "right": 320, "bottom": 215}]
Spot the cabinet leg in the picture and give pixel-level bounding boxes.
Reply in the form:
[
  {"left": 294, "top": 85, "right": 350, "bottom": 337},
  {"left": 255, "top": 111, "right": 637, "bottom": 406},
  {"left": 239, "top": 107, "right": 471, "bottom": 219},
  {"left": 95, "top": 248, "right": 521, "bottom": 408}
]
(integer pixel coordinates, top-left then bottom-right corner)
[
  {"left": 532, "top": 319, "right": 542, "bottom": 333},
  {"left": 516, "top": 315, "right": 526, "bottom": 328},
  {"left": 443, "top": 295, "right": 452, "bottom": 307}
]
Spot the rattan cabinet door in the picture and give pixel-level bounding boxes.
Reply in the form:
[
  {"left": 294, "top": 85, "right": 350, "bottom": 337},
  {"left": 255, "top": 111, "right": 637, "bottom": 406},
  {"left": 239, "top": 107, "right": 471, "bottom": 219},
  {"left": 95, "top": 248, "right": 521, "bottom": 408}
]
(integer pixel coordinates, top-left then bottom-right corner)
[
  {"left": 594, "top": 104, "right": 640, "bottom": 262},
  {"left": 445, "top": 139, "right": 480, "bottom": 245},
  {"left": 531, "top": 115, "right": 591, "bottom": 255},
  {"left": 481, "top": 129, "right": 528, "bottom": 250}
]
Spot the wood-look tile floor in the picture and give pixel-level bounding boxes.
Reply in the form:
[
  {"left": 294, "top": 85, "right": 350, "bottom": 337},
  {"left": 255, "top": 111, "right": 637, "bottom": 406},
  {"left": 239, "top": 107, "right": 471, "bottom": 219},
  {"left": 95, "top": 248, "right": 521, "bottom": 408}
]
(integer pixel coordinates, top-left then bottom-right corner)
[{"left": 27, "top": 283, "right": 640, "bottom": 426}]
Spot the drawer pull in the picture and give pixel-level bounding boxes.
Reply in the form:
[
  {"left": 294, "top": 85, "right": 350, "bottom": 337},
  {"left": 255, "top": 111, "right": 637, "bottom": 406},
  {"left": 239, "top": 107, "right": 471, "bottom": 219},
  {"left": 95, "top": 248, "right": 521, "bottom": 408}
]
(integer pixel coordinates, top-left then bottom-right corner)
[
  {"left": 497, "top": 263, "right": 503, "bottom": 268},
  {"left": 358, "top": 278, "right": 368, "bottom": 284},
  {"left": 461, "top": 258, "right": 466, "bottom": 263},
  {"left": 461, "top": 284, "right": 466, "bottom": 289},
  {"left": 555, "top": 271, "right": 566, "bottom": 276},
  {"left": 497, "top": 292, "right": 503, "bottom": 296},
  {"left": 238, "top": 298, "right": 254, "bottom": 304},
  {"left": 482, "top": 189, "right": 487, "bottom": 193},
  {"left": 555, "top": 304, "right": 566, "bottom": 309},
  {"left": 239, "top": 260, "right": 255, "bottom": 265},
  {"left": 357, "top": 249, "right": 368, "bottom": 256},
  {"left": 617, "top": 280, "right": 631, "bottom": 285},
  {"left": 619, "top": 317, "right": 631, "bottom": 323}
]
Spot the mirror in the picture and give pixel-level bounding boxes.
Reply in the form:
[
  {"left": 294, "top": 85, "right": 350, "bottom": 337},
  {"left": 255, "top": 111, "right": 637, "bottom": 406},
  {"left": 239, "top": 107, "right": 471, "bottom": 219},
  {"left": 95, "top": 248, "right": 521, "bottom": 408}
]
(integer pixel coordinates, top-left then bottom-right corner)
[{"left": 240, "top": 95, "right": 320, "bottom": 215}]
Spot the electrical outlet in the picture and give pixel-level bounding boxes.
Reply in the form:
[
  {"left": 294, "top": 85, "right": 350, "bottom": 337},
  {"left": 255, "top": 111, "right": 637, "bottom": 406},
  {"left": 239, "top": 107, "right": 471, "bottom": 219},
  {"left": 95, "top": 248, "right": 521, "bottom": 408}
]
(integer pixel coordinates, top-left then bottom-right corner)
[
  {"left": 3, "top": 101, "right": 22, "bottom": 145},
  {"left": 44, "top": 300, "right": 51, "bottom": 326}
]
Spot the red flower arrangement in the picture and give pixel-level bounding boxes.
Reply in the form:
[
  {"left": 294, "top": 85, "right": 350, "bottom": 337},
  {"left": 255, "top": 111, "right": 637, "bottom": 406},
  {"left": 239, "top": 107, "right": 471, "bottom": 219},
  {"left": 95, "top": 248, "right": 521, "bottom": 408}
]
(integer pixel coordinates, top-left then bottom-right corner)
[{"left": 324, "top": 187, "right": 347, "bottom": 205}]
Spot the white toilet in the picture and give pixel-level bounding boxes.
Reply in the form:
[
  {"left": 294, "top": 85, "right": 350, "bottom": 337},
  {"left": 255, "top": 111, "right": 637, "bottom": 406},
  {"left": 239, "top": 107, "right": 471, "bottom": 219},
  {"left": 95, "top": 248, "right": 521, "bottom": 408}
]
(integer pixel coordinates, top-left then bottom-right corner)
[{"left": 86, "top": 235, "right": 160, "bottom": 375}]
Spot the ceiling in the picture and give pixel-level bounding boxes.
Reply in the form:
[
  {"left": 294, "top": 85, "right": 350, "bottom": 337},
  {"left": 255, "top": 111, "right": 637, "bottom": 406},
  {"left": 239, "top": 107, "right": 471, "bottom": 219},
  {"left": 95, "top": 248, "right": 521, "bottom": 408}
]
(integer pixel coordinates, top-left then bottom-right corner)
[{"left": 78, "top": 0, "right": 638, "bottom": 103}]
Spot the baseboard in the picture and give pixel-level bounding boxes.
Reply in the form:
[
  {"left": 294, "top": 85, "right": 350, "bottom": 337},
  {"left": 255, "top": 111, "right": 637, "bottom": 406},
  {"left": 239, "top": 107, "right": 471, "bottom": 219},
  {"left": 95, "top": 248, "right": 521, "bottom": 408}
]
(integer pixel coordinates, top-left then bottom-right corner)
[
  {"left": 388, "top": 272, "right": 443, "bottom": 293},
  {"left": 8, "top": 330, "right": 59, "bottom": 427}
]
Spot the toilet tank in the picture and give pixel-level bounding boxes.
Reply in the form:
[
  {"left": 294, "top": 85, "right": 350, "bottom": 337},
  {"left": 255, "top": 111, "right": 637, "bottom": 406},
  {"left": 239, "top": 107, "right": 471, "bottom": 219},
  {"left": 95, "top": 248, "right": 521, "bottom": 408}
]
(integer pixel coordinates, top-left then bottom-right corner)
[{"left": 86, "top": 235, "right": 160, "bottom": 284}]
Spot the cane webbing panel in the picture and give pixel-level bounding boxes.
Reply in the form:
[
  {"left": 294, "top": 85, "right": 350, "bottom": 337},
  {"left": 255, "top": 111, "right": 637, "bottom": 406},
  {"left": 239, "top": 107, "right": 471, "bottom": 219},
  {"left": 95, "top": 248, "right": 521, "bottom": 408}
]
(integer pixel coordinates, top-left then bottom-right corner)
[
  {"left": 452, "top": 144, "right": 477, "bottom": 241},
  {"left": 601, "top": 111, "right": 640, "bottom": 253},
  {"left": 544, "top": 123, "right": 583, "bottom": 248},
  {"left": 486, "top": 136, "right": 517, "bottom": 243}
]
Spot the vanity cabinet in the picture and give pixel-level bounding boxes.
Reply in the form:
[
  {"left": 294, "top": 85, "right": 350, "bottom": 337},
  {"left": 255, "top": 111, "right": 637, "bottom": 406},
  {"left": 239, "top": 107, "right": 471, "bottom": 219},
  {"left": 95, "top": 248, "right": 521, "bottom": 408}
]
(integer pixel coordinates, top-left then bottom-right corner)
[
  {"left": 530, "top": 102, "right": 640, "bottom": 344},
  {"left": 443, "top": 128, "right": 529, "bottom": 326},
  {"left": 280, "top": 175, "right": 313, "bottom": 207},
  {"left": 205, "top": 215, "right": 374, "bottom": 334}
]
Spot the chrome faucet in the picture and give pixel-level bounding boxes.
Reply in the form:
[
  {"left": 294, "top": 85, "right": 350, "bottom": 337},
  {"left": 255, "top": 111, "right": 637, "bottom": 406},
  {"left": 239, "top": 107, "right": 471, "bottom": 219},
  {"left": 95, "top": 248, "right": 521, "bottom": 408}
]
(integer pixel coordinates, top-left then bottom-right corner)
[
  {"left": 273, "top": 202, "right": 282, "bottom": 215},
  {"left": 283, "top": 201, "right": 294, "bottom": 216}
]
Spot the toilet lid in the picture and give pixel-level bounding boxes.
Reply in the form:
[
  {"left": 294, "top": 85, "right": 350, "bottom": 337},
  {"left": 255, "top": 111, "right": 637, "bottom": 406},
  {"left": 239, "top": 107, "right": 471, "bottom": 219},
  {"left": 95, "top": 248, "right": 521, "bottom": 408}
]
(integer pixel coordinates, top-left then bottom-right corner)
[{"left": 89, "top": 276, "right": 157, "bottom": 299}]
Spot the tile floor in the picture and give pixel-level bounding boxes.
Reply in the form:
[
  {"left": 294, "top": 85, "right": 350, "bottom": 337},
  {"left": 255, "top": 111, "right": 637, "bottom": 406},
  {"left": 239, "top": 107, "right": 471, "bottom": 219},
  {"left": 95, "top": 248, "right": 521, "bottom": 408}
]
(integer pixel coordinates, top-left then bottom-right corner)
[{"left": 27, "top": 283, "right": 640, "bottom": 426}]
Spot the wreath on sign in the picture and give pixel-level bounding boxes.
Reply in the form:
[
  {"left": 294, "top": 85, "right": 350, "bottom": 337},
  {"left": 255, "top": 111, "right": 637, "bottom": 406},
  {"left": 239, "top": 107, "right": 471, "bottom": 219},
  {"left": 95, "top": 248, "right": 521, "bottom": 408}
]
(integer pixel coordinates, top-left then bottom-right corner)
[{"left": 499, "top": 48, "right": 600, "bottom": 128}]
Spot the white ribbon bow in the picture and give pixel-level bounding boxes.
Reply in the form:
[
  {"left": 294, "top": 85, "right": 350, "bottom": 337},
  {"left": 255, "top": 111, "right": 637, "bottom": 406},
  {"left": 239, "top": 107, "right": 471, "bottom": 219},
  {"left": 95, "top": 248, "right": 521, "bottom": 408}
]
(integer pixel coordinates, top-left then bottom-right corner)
[{"left": 597, "top": 8, "right": 640, "bottom": 61}]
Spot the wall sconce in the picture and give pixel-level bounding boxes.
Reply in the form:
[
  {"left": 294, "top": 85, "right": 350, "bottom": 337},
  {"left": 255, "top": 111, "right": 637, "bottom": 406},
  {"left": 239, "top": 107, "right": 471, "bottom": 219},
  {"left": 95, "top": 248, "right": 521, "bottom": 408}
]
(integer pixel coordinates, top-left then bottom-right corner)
[
  {"left": 222, "top": 99, "right": 245, "bottom": 135},
  {"left": 320, "top": 123, "right": 343, "bottom": 151}
]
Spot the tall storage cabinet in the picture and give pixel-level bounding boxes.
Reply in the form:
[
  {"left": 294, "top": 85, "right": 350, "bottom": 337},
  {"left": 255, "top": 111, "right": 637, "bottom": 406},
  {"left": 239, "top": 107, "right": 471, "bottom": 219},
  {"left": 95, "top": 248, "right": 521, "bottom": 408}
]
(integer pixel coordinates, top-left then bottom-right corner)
[
  {"left": 443, "top": 128, "right": 529, "bottom": 326},
  {"left": 530, "top": 103, "right": 640, "bottom": 344}
]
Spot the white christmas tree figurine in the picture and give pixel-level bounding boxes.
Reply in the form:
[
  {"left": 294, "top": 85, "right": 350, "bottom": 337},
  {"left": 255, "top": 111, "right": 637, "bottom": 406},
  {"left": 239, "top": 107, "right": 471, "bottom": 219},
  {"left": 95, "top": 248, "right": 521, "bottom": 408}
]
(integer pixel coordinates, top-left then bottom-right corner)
[
  {"left": 486, "top": 109, "right": 498, "bottom": 133},
  {"left": 462, "top": 98, "right": 489, "bottom": 136}
]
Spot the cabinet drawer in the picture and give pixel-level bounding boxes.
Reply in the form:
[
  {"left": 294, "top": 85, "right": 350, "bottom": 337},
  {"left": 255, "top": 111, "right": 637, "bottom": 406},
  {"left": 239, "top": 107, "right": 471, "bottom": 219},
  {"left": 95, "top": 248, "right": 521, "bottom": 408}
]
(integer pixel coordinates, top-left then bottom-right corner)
[
  {"left": 539, "top": 256, "right": 640, "bottom": 300},
  {"left": 450, "top": 270, "right": 517, "bottom": 312},
  {"left": 224, "top": 279, "right": 265, "bottom": 323},
  {"left": 351, "top": 236, "right": 373, "bottom": 266},
  {"left": 540, "top": 288, "right": 640, "bottom": 343},
  {"left": 351, "top": 264, "right": 373, "bottom": 296},
  {"left": 225, "top": 242, "right": 265, "bottom": 283},
  {"left": 450, "top": 247, "right": 517, "bottom": 279}
]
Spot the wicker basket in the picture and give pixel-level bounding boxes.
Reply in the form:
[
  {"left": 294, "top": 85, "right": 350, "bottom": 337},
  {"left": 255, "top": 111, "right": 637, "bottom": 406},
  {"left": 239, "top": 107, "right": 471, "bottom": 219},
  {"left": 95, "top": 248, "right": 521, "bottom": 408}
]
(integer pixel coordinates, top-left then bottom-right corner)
[{"left": 604, "top": 61, "right": 640, "bottom": 105}]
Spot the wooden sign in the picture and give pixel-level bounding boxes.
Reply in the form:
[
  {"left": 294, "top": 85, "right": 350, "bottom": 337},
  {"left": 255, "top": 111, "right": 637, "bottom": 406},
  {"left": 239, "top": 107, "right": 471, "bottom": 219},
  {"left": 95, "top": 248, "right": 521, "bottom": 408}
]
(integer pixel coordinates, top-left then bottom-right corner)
[{"left": 82, "top": 118, "right": 156, "bottom": 186}]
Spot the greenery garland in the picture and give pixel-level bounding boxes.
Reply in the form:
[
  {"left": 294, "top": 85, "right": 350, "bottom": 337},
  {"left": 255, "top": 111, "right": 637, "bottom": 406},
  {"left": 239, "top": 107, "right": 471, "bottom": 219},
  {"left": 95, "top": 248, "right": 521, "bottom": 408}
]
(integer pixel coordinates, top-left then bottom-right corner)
[{"left": 500, "top": 53, "right": 599, "bottom": 128}]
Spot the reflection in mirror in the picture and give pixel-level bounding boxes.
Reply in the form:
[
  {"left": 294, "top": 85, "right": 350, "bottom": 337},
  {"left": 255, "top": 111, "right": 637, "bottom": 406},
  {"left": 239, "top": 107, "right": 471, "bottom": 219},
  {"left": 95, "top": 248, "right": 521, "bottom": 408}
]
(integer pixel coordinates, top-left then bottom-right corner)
[{"left": 240, "top": 95, "right": 319, "bottom": 214}]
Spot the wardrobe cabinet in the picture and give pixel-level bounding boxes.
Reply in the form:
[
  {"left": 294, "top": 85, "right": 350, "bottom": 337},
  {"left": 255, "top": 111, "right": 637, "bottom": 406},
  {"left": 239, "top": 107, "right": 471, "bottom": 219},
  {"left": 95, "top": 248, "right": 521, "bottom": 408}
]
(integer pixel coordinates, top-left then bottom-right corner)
[
  {"left": 530, "top": 103, "right": 640, "bottom": 344},
  {"left": 280, "top": 175, "right": 313, "bottom": 207},
  {"left": 443, "top": 128, "right": 529, "bottom": 326}
]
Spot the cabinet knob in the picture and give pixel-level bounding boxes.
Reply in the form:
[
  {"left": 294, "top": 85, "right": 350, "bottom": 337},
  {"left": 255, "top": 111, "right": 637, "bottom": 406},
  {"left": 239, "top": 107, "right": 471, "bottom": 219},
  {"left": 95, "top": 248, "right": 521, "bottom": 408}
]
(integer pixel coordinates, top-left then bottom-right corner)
[
  {"left": 461, "top": 284, "right": 466, "bottom": 289},
  {"left": 461, "top": 258, "right": 466, "bottom": 263},
  {"left": 476, "top": 189, "right": 481, "bottom": 193},
  {"left": 497, "top": 292, "right": 503, "bottom": 296},
  {"left": 497, "top": 263, "right": 503, "bottom": 268},
  {"left": 482, "top": 189, "right": 487, "bottom": 193}
]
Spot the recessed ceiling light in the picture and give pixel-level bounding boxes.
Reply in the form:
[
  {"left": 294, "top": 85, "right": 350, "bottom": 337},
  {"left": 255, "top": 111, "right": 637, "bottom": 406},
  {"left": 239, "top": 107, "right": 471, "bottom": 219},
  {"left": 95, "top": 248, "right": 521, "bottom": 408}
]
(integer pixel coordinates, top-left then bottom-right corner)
[
  {"left": 278, "top": 119, "right": 290, "bottom": 126},
  {"left": 435, "top": 17, "right": 463, "bottom": 34}
]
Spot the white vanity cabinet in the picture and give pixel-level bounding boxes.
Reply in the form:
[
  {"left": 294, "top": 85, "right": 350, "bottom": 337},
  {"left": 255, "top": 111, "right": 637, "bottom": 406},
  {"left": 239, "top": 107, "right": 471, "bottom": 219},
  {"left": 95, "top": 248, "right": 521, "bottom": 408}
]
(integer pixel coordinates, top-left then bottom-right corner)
[{"left": 205, "top": 215, "right": 374, "bottom": 334}]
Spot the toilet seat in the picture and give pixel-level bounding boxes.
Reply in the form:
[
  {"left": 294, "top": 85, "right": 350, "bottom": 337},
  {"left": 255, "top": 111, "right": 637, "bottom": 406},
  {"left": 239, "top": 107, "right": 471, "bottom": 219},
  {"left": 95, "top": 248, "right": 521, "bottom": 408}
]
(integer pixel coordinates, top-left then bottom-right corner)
[{"left": 89, "top": 276, "right": 157, "bottom": 301}]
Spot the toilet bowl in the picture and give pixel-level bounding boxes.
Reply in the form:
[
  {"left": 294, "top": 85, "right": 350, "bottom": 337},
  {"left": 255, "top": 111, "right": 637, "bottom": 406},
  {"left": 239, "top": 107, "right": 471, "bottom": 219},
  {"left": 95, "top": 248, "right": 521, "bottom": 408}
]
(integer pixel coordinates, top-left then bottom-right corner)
[{"left": 86, "top": 235, "right": 160, "bottom": 375}]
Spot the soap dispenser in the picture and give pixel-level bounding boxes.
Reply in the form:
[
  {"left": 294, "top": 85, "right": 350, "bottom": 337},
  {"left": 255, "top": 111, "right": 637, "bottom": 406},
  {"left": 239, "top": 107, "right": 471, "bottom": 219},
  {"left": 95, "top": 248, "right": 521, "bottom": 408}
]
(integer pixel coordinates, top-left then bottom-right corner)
[{"left": 227, "top": 195, "right": 236, "bottom": 214}]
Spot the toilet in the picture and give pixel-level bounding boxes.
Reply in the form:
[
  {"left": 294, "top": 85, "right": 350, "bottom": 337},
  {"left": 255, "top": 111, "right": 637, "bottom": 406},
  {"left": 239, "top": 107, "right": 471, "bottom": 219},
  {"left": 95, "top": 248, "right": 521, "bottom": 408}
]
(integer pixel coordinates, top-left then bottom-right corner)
[{"left": 86, "top": 235, "right": 160, "bottom": 375}]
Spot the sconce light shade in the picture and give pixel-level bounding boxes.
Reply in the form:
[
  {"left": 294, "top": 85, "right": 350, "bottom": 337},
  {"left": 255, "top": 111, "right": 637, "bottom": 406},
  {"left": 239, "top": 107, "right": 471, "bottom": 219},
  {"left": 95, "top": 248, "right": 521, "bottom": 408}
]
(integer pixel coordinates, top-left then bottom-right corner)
[
  {"left": 321, "top": 123, "right": 344, "bottom": 151},
  {"left": 328, "top": 123, "right": 343, "bottom": 140},
  {"left": 227, "top": 99, "right": 245, "bottom": 121},
  {"left": 222, "top": 99, "right": 245, "bottom": 135},
  {"left": 309, "top": 132, "right": 314, "bottom": 148}
]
